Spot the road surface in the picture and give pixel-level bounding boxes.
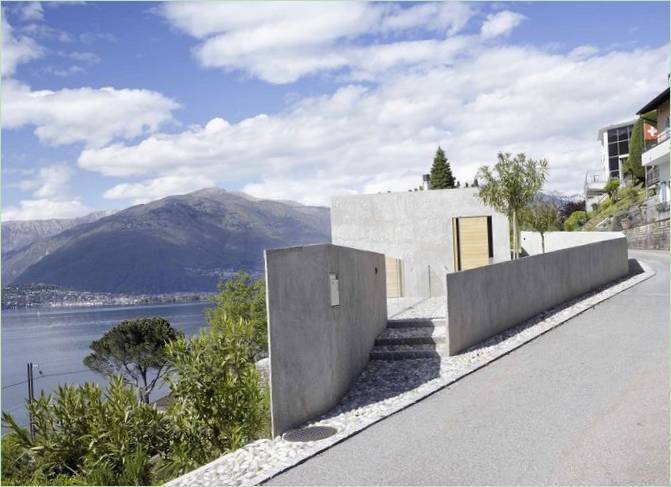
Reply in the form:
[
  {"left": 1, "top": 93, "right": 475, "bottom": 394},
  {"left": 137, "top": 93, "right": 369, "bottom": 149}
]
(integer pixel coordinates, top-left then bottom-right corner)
[{"left": 267, "top": 250, "right": 669, "bottom": 485}]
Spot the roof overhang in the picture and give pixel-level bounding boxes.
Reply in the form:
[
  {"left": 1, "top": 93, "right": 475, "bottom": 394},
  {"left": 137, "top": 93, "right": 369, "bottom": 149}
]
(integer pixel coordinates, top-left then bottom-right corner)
[{"left": 637, "top": 87, "right": 670, "bottom": 115}]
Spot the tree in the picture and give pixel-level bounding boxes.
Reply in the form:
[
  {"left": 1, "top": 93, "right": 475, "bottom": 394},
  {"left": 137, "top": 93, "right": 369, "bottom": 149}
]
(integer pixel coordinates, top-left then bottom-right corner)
[
  {"left": 83, "top": 318, "right": 182, "bottom": 403},
  {"left": 429, "top": 147, "right": 455, "bottom": 189},
  {"left": 623, "top": 117, "right": 644, "bottom": 183},
  {"left": 209, "top": 272, "right": 267, "bottom": 360},
  {"left": 604, "top": 178, "right": 620, "bottom": 200},
  {"left": 163, "top": 315, "right": 268, "bottom": 476},
  {"left": 476, "top": 152, "right": 549, "bottom": 259},
  {"left": 558, "top": 198, "right": 585, "bottom": 225},
  {"left": 472, "top": 177, "right": 479, "bottom": 187},
  {"left": 521, "top": 202, "right": 559, "bottom": 253}
]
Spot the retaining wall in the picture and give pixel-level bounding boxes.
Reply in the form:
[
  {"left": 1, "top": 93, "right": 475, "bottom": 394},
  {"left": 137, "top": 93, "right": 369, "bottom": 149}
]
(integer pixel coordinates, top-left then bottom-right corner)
[
  {"left": 520, "top": 231, "right": 624, "bottom": 255},
  {"left": 445, "top": 237, "right": 629, "bottom": 355},
  {"left": 622, "top": 219, "right": 670, "bottom": 250},
  {"left": 265, "top": 243, "right": 387, "bottom": 437}
]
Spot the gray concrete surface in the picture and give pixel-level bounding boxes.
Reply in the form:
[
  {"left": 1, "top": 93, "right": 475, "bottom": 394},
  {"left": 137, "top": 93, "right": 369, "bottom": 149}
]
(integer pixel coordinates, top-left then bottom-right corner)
[
  {"left": 265, "top": 244, "right": 387, "bottom": 436},
  {"left": 521, "top": 230, "right": 624, "bottom": 255},
  {"left": 331, "top": 188, "right": 509, "bottom": 297},
  {"left": 446, "top": 237, "right": 629, "bottom": 354},
  {"left": 267, "top": 250, "right": 668, "bottom": 485}
]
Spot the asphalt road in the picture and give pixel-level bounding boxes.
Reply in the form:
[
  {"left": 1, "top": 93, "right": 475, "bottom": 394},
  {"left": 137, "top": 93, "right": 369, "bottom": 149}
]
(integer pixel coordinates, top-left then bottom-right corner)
[{"left": 267, "top": 250, "right": 669, "bottom": 485}]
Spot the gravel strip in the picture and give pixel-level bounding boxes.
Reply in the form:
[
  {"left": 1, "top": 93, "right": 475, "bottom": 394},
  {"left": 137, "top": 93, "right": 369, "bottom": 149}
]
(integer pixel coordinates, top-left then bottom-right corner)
[{"left": 166, "top": 261, "right": 654, "bottom": 486}]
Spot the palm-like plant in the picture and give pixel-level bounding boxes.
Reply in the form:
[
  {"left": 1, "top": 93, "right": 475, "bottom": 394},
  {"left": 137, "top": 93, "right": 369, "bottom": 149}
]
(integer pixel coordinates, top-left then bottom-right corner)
[{"left": 476, "top": 152, "right": 549, "bottom": 259}]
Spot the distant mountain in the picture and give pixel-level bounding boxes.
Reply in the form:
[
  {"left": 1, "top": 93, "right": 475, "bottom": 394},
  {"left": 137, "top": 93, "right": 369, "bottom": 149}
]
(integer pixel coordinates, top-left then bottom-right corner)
[
  {"left": 3, "top": 188, "right": 330, "bottom": 293},
  {"left": 2, "top": 210, "right": 115, "bottom": 253}
]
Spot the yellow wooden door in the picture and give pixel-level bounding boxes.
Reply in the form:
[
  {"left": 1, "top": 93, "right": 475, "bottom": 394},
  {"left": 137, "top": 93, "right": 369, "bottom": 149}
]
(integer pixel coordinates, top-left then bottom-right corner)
[
  {"left": 455, "top": 217, "right": 490, "bottom": 271},
  {"left": 385, "top": 256, "right": 403, "bottom": 298}
]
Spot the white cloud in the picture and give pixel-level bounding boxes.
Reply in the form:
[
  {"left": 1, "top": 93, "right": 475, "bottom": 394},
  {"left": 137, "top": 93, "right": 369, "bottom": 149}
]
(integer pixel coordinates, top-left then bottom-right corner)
[
  {"left": 2, "top": 80, "right": 179, "bottom": 147},
  {"left": 2, "top": 198, "right": 91, "bottom": 221},
  {"left": 1, "top": 15, "right": 43, "bottom": 76},
  {"left": 480, "top": 11, "right": 525, "bottom": 39},
  {"left": 3, "top": 163, "right": 92, "bottom": 221},
  {"left": 161, "top": 2, "right": 478, "bottom": 83},
  {"left": 103, "top": 174, "right": 215, "bottom": 204},
  {"left": 78, "top": 42, "right": 668, "bottom": 205},
  {"left": 17, "top": 2, "right": 44, "bottom": 21}
]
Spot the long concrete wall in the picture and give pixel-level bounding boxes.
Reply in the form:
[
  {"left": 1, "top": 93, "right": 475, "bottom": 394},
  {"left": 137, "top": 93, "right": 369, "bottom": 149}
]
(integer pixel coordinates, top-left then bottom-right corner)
[
  {"left": 265, "top": 243, "right": 387, "bottom": 437},
  {"left": 331, "top": 188, "right": 509, "bottom": 297},
  {"left": 445, "top": 237, "right": 629, "bottom": 355},
  {"left": 521, "top": 231, "right": 624, "bottom": 255}
]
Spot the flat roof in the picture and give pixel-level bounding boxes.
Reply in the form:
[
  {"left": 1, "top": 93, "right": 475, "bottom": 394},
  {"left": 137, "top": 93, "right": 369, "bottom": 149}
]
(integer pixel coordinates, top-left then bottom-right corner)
[
  {"left": 596, "top": 119, "right": 635, "bottom": 142},
  {"left": 637, "top": 87, "right": 670, "bottom": 115}
]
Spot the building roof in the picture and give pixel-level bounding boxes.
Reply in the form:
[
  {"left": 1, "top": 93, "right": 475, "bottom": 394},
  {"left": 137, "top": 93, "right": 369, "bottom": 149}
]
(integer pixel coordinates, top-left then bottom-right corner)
[
  {"left": 636, "top": 87, "right": 670, "bottom": 115},
  {"left": 596, "top": 119, "right": 635, "bottom": 142}
]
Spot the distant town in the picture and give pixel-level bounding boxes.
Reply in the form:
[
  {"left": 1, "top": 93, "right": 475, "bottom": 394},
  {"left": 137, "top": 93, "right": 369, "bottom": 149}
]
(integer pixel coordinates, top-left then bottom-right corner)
[{"left": 1, "top": 283, "right": 217, "bottom": 310}]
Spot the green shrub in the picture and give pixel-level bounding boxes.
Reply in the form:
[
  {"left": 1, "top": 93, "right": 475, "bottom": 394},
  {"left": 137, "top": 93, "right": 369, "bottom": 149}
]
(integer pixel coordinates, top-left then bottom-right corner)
[
  {"left": 162, "top": 315, "right": 269, "bottom": 477},
  {"left": 564, "top": 210, "right": 588, "bottom": 231},
  {"left": 604, "top": 178, "right": 620, "bottom": 200},
  {"left": 1, "top": 377, "right": 169, "bottom": 485},
  {"left": 210, "top": 273, "right": 267, "bottom": 359}
]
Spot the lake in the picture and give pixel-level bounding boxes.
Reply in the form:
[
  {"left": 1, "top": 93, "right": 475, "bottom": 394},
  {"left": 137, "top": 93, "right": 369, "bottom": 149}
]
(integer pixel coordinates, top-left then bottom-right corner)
[{"left": 1, "top": 302, "right": 213, "bottom": 429}]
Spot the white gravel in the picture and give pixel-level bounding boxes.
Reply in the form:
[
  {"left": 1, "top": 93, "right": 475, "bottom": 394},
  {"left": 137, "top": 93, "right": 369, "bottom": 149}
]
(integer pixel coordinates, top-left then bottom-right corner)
[{"left": 166, "top": 261, "right": 654, "bottom": 486}]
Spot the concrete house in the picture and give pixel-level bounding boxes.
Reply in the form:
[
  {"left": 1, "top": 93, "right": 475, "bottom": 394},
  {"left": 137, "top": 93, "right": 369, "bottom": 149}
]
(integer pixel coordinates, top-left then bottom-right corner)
[{"left": 330, "top": 187, "right": 510, "bottom": 298}]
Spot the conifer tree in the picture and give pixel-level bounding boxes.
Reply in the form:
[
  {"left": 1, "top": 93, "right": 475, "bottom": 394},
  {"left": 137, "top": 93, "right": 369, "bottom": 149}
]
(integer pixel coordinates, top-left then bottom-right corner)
[{"left": 429, "top": 147, "right": 455, "bottom": 189}]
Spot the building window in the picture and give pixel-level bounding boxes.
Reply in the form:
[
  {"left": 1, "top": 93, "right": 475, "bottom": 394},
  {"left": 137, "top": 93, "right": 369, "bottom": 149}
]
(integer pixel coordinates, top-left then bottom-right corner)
[{"left": 606, "top": 124, "right": 633, "bottom": 179}]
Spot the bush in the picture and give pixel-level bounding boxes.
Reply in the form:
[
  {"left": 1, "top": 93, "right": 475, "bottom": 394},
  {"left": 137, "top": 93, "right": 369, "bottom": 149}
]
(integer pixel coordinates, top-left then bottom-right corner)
[
  {"left": 210, "top": 273, "right": 267, "bottom": 359},
  {"left": 162, "top": 315, "right": 269, "bottom": 477},
  {"left": 1, "top": 377, "right": 170, "bottom": 485},
  {"left": 604, "top": 178, "right": 620, "bottom": 200},
  {"left": 564, "top": 210, "right": 588, "bottom": 231}
]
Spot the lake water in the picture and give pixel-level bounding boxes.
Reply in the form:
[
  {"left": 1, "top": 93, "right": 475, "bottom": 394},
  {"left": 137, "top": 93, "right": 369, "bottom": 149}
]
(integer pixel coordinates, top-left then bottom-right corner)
[{"left": 1, "top": 302, "right": 213, "bottom": 429}]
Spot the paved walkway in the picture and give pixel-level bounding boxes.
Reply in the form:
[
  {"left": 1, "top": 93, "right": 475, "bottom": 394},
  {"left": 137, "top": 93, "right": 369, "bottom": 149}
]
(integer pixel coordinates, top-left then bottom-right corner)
[{"left": 267, "top": 250, "right": 669, "bottom": 485}]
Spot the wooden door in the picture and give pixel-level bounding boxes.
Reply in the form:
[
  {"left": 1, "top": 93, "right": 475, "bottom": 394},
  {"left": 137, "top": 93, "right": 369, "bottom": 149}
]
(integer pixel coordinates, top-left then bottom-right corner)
[
  {"left": 385, "top": 256, "right": 403, "bottom": 298},
  {"left": 454, "top": 216, "right": 491, "bottom": 271}
]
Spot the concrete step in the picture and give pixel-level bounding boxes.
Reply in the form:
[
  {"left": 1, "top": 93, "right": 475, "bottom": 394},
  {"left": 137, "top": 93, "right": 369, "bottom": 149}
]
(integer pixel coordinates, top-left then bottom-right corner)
[
  {"left": 374, "top": 326, "right": 447, "bottom": 346},
  {"left": 370, "top": 343, "right": 443, "bottom": 360},
  {"left": 386, "top": 318, "right": 446, "bottom": 329}
]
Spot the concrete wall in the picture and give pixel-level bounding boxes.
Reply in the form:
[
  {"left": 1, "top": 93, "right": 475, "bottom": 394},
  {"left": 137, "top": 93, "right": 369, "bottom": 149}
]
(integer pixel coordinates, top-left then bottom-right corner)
[
  {"left": 445, "top": 237, "right": 629, "bottom": 355},
  {"left": 521, "top": 231, "right": 624, "bottom": 255},
  {"left": 331, "top": 188, "right": 509, "bottom": 297},
  {"left": 265, "top": 243, "right": 387, "bottom": 437}
]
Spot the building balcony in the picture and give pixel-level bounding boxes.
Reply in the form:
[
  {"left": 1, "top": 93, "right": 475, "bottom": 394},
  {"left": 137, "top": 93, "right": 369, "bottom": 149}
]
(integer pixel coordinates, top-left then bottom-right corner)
[{"left": 642, "top": 128, "right": 670, "bottom": 168}]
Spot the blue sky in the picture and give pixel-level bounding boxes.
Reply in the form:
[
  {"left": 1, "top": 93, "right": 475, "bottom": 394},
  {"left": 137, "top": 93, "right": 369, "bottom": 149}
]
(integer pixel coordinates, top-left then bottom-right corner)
[{"left": 2, "top": 1, "right": 669, "bottom": 220}]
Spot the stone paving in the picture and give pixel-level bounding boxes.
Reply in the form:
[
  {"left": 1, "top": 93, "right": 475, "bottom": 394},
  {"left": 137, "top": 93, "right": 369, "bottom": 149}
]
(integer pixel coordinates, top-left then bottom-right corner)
[{"left": 166, "top": 261, "right": 654, "bottom": 486}]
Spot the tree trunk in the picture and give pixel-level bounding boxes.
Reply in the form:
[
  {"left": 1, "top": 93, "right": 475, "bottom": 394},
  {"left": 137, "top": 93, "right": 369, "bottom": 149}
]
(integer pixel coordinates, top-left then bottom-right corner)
[
  {"left": 541, "top": 232, "right": 545, "bottom": 253},
  {"left": 512, "top": 210, "right": 518, "bottom": 259}
]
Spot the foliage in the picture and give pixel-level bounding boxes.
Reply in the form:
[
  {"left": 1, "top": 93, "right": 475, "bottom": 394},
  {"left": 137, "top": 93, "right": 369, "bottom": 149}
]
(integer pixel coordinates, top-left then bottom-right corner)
[
  {"left": 604, "top": 178, "right": 620, "bottom": 200},
  {"left": 429, "top": 146, "right": 455, "bottom": 189},
  {"left": 563, "top": 211, "right": 588, "bottom": 231},
  {"left": 521, "top": 202, "right": 559, "bottom": 253},
  {"left": 1, "top": 377, "right": 170, "bottom": 485},
  {"left": 83, "top": 317, "right": 183, "bottom": 403},
  {"left": 558, "top": 198, "right": 586, "bottom": 225},
  {"left": 581, "top": 184, "right": 647, "bottom": 231},
  {"left": 623, "top": 117, "right": 644, "bottom": 183},
  {"left": 210, "top": 272, "right": 267, "bottom": 359},
  {"left": 476, "top": 152, "right": 549, "bottom": 258},
  {"left": 472, "top": 177, "right": 479, "bottom": 187},
  {"left": 162, "top": 315, "right": 269, "bottom": 477}
]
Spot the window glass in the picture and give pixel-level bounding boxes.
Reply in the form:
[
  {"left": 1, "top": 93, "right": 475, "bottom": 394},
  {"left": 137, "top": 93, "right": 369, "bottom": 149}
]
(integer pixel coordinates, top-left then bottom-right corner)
[
  {"left": 608, "top": 142, "right": 618, "bottom": 156},
  {"left": 607, "top": 130, "right": 618, "bottom": 143},
  {"left": 609, "top": 156, "right": 619, "bottom": 172},
  {"left": 619, "top": 140, "right": 629, "bottom": 154},
  {"left": 617, "top": 126, "right": 629, "bottom": 138}
]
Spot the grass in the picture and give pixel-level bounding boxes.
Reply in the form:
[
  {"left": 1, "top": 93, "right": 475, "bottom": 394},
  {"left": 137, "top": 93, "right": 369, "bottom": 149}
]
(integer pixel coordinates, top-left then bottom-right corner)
[{"left": 582, "top": 184, "right": 647, "bottom": 231}]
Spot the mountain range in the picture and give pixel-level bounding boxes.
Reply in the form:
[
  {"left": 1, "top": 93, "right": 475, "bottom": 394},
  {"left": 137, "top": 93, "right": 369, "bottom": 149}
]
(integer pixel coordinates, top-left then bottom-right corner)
[{"left": 2, "top": 188, "right": 331, "bottom": 293}]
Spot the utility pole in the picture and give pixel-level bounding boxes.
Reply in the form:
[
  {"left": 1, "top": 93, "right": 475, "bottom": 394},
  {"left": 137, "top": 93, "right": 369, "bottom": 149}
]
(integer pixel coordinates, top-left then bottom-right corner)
[{"left": 26, "top": 362, "right": 38, "bottom": 439}]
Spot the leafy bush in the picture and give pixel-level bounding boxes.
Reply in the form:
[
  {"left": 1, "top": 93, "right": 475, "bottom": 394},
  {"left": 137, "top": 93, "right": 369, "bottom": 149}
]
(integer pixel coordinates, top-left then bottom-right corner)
[
  {"left": 210, "top": 273, "right": 267, "bottom": 359},
  {"left": 1, "top": 377, "right": 170, "bottom": 485},
  {"left": 604, "top": 178, "right": 620, "bottom": 200},
  {"left": 564, "top": 210, "right": 588, "bottom": 231},
  {"left": 162, "top": 315, "right": 269, "bottom": 477}
]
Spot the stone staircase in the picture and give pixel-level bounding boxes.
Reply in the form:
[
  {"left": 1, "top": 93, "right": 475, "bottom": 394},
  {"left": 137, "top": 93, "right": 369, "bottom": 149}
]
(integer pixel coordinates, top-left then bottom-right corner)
[{"left": 370, "top": 318, "right": 448, "bottom": 360}]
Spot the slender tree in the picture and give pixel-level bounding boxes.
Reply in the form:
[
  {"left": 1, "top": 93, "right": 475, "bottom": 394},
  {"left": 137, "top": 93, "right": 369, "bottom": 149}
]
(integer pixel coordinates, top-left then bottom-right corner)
[
  {"left": 84, "top": 317, "right": 182, "bottom": 403},
  {"left": 521, "top": 201, "right": 559, "bottom": 253},
  {"left": 623, "top": 117, "right": 644, "bottom": 183},
  {"left": 476, "top": 152, "right": 549, "bottom": 259},
  {"left": 429, "top": 147, "right": 455, "bottom": 189},
  {"left": 472, "top": 177, "right": 479, "bottom": 187}
]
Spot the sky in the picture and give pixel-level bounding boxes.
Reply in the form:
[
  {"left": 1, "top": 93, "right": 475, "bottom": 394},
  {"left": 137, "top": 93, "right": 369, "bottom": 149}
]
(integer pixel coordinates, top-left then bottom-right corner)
[{"left": 1, "top": 1, "right": 669, "bottom": 220}]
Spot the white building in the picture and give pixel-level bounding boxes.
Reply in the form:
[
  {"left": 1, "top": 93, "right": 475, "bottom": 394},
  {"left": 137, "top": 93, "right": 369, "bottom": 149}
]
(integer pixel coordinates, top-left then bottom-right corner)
[{"left": 638, "top": 87, "right": 670, "bottom": 204}]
